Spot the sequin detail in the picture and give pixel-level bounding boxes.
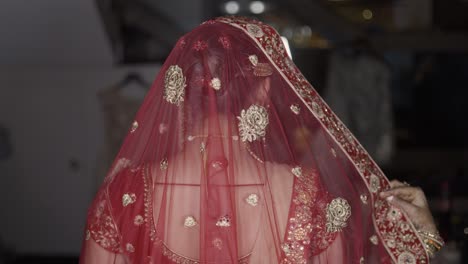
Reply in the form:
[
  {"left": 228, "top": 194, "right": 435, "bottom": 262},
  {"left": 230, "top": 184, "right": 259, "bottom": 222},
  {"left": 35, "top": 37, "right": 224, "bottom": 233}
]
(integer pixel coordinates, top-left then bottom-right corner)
[
  {"left": 237, "top": 105, "right": 269, "bottom": 142},
  {"left": 122, "top": 193, "right": 136, "bottom": 207},
  {"left": 131, "top": 121, "right": 138, "bottom": 133},
  {"left": 163, "top": 65, "right": 186, "bottom": 106},
  {"left": 245, "top": 194, "right": 259, "bottom": 206},
  {"left": 290, "top": 104, "right": 300, "bottom": 114},
  {"left": 325, "top": 198, "right": 351, "bottom": 233}
]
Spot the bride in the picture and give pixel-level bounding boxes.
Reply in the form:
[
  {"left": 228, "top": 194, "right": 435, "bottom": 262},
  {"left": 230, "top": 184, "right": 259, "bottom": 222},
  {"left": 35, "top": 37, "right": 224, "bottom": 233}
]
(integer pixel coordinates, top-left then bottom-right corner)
[{"left": 80, "top": 17, "right": 443, "bottom": 263}]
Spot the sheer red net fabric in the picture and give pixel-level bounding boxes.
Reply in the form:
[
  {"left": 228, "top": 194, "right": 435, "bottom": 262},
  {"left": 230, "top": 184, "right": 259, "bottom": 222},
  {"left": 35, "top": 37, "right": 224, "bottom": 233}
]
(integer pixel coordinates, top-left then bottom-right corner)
[{"left": 80, "top": 17, "right": 428, "bottom": 264}]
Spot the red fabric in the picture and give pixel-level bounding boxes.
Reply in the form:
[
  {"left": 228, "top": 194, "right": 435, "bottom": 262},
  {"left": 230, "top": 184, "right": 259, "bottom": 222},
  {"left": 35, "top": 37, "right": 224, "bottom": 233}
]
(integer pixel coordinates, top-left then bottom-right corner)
[{"left": 80, "top": 17, "right": 428, "bottom": 264}]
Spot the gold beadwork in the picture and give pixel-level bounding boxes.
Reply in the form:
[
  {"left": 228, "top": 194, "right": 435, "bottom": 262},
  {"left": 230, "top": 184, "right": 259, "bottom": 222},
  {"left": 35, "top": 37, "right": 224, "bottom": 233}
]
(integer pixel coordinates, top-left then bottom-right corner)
[
  {"left": 163, "top": 65, "right": 186, "bottom": 105},
  {"left": 325, "top": 197, "right": 351, "bottom": 233},
  {"left": 184, "top": 216, "right": 197, "bottom": 228},
  {"left": 237, "top": 105, "right": 269, "bottom": 142},
  {"left": 290, "top": 104, "right": 300, "bottom": 115},
  {"left": 246, "top": 24, "right": 264, "bottom": 38},
  {"left": 369, "top": 174, "right": 380, "bottom": 193},
  {"left": 122, "top": 193, "right": 136, "bottom": 207},
  {"left": 245, "top": 194, "right": 259, "bottom": 206},
  {"left": 130, "top": 121, "right": 138, "bottom": 133}
]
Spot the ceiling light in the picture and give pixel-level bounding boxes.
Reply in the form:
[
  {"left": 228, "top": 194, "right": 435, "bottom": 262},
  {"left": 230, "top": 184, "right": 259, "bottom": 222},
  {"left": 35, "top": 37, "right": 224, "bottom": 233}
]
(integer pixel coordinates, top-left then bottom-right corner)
[
  {"left": 224, "top": 1, "right": 240, "bottom": 14},
  {"left": 249, "top": 1, "right": 265, "bottom": 14},
  {"left": 362, "top": 9, "right": 373, "bottom": 20}
]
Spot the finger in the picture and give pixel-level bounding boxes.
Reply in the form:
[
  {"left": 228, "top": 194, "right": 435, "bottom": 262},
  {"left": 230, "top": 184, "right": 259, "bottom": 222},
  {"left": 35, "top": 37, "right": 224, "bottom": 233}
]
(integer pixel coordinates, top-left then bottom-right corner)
[
  {"left": 386, "top": 195, "right": 419, "bottom": 216},
  {"left": 389, "top": 179, "right": 405, "bottom": 188},
  {"left": 380, "top": 186, "right": 419, "bottom": 201}
]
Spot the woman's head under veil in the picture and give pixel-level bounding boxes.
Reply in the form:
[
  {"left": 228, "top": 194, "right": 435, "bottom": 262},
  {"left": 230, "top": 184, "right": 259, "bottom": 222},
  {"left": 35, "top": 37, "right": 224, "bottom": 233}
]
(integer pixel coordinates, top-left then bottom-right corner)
[{"left": 81, "top": 17, "right": 429, "bottom": 264}]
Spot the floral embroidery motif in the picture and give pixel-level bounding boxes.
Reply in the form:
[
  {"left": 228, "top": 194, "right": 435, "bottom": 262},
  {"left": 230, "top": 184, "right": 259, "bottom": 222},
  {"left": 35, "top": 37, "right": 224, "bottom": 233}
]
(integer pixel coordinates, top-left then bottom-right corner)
[
  {"left": 325, "top": 197, "right": 351, "bottom": 233},
  {"left": 126, "top": 243, "right": 135, "bottom": 253},
  {"left": 88, "top": 193, "right": 120, "bottom": 252},
  {"left": 218, "top": 36, "right": 231, "bottom": 49},
  {"left": 369, "top": 174, "right": 380, "bottom": 193},
  {"left": 282, "top": 170, "right": 336, "bottom": 263},
  {"left": 360, "top": 257, "right": 365, "bottom": 264},
  {"left": 290, "top": 104, "right": 300, "bottom": 114},
  {"left": 210, "top": 77, "right": 221, "bottom": 90},
  {"left": 291, "top": 166, "right": 302, "bottom": 178},
  {"left": 85, "top": 230, "right": 90, "bottom": 240},
  {"left": 192, "top": 40, "right": 208, "bottom": 51},
  {"left": 216, "top": 215, "right": 231, "bottom": 227},
  {"left": 131, "top": 121, "right": 138, "bottom": 133},
  {"left": 134, "top": 215, "right": 144, "bottom": 226},
  {"left": 122, "top": 193, "right": 136, "bottom": 207},
  {"left": 360, "top": 194, "right": 368, "bottom": 204},
  {"left": 246, "top": 23, "right": 264, "bottom": 38},
  {"left": 216, "top": 16, "right": 428, "bottom": 264},
  {"left": 245, "top": 193, "right": 259, "bottom": 206},
  {"left": 370, "top": 235, "right": 379, "bottom": 245},
  {"left": 237, "top": 105, "right": 269, "bottom": 142},
  {"left": 163, "top": 65, "right": 186, "bottom": 106},
  {"left": 398, "top": 251, "right": 416, "bottom": 264},
  {"left": 160, "top": 158, "right": 168, "bottom": 170},
  {"left": 248, "top": 54, "right": 273, "bottom": 76},
  {"left": 184, "top": 216, "right": 197, "bottom": 227},
  {"left": 213, "top": 238, "right": 223, "bottom": 250}
]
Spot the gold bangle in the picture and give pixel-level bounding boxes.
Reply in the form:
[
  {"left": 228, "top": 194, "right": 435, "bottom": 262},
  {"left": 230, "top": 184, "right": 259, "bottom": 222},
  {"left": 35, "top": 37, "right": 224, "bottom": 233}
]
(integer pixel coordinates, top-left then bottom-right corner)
[{"left": 418, "top": 230, "right": 444, "bottom": 258}]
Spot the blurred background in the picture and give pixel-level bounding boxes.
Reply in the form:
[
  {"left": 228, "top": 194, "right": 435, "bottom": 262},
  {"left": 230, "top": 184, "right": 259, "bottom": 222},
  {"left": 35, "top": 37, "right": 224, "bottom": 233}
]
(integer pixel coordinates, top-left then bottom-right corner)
[{"left": 0, "top": 0, "right": 467, "bottom": 263}]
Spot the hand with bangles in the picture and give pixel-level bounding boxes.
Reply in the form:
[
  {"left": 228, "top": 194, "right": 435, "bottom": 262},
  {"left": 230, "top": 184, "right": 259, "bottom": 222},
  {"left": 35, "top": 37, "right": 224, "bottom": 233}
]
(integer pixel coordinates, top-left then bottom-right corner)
[{"left": 380, "top": 180, "right": 444, "bottom": 258}]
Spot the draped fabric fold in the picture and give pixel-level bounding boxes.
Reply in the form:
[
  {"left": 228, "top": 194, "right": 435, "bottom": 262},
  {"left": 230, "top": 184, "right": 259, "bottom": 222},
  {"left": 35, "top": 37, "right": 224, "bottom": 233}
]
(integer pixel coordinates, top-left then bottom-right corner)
[{"left": 80, "top": 17, "right": 428, "bottom": 264}]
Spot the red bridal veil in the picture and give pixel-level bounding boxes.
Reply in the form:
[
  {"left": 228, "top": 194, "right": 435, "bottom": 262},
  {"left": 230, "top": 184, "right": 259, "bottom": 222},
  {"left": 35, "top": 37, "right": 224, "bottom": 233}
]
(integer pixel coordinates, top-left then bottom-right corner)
[{"left": 80, "top": 17, "right": 429, "bottom": 264}]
